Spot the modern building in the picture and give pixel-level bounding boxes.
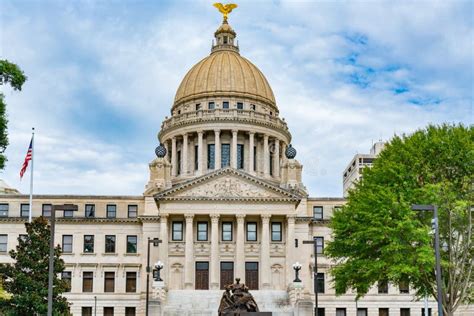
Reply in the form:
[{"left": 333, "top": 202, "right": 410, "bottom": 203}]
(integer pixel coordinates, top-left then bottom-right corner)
[{"left": 0, "top": 13, "right": 472, "bottom": 316}]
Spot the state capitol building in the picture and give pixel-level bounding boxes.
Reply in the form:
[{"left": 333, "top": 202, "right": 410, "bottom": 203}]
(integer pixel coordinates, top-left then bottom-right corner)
[{"left": 0, "top": 10, "right": 471, "bottom": 316}]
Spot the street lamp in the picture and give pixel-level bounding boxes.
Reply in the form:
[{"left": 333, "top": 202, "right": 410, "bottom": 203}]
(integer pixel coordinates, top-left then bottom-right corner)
[
  {"left": 411, "top": 204, "right": 443, "bottom": 316},
  {"left": 303, "top": 236, "right": 320, "bottom": 316},
  {"left": 292, "top": 262, "right": 302, "bottom": 282},
  {"left": 153, "top": 261, "right": 164, "bottom": 281},
  {"left": 47, "top": 204, "right": 78, "bottom": 316},
  {"left": 146, "top": 237, "right": 162, "bottom": 316}
]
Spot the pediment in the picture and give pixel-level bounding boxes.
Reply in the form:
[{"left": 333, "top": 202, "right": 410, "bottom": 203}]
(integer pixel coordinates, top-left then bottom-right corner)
[{"left": 155, "top": 168, "right": 301, "bottom": 202}]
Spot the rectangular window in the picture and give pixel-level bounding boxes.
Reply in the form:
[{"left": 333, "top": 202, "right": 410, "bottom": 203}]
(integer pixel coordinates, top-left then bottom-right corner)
[
  {"left": 103, "top": 307, "right": 114, "bottom": 316},
  {"left": 318, "top": 308, "right": 325, "bottom": 316},
  {"left": 379, "top": 308, "right": 389, "bottom": 316},
  {"left": 126, "top": 272, "right": 137, "bottom": 293},
  {"left": 128, "top": 205, "right": 138, "bottom": 218},
  {"left": 357, "top": 308, "right": 368, "bottom": 316},
  {"left": 336, "top": 308, "right": 347, "bottom": 316},
  {"left": 82, "top": 271, "right": 93, "bottom": 292},
  {"left": 62, "top": 271, "right": 72, "bottom": 292},
  {"left": 172, "top": 222, "right": 183, "bottom": 241},
  {"left": 208, "top": 102, "right": 215, "bottom": 110},
  {"left": 106, "top": 205, "right": 116, "bottom": 218},
  {"left": 271, "top": 222, "right": 282, "bottom": 241},
  {"left": 316, "top": 273, "right": 325, "bottom": 293},
  {"left": 269, "top": 154, "right": 273, "bottom": 176},
  {"left": 127, "top": 235, "right": 138, "bottom": 253},
  {"left": 222, "top": 222, "right": 233, "bottom": 241},
  {"left": 207, "top": 144, "right": 215, "bottom": 169},
  {"left": 236, "top": 102, "right": 243, "bottom": 110},
  {"left": 221, "top": 144, "right": 230, "bottom": 167},
  {"left": 253, "top": 145, "right": 257, "bottom": 171},
  {"left": 315, "top": 236, "right": 324, "bottom": 254},
  {"left": 62, "top": 235, "right": 73, "bottom": 253},
  {"left": 83, "top": 235, "right": 94, "bottom": 253},
  {"left": 194, "top": 145, "right": 198, "bottom": 171},
  {"left": 313, "top": 206, "right": 323, "bottom": 220},
  {"left": 105, "top": 235, "right": 116, "bottom": 253},
  {"left": 0, "top": 235, "right": 7, "bottom": 252},
  {"left": 197, "top": 222, "right": 208, "bottom": 241},
  {"left": 400, "top": 308, "right": 410, "bottom": 316},
  {"left": 222, "top": 101, "right": 229, "bottom": 109},
  {"left": 237, "top": 144, "right": 244, "bottom": 169},
  {"left": 85, "top": 204, "right": 95, "bottom": 218},
  {"left": 104, "top": 272, "right": 115, "bottom": 292},
  {"left": 20, "top": 204, "right": 29, "bottom": 218},
  {"left": 63, "top": 209, "right": 74, "bottom": 218},
  {"left": 82, "top": 307, "right": 93, "bottom": 316},
  {"left": 378, "top": 280, "right": 388, "bottom": 293},
  {"left": 399, "top": 280, "right": 409, "bottom": 293},
  {"left": 42, "top": 204, "right": 52, "bottom": 217},
  {"left": 421, "top": 308, "right": 432, "bottom": 316},
  {"left": 0, "top": 204, "right": 8, "bottom": 217},
  {"left": 177, "top": 150, "right": 181, "bottom": 175},
  {"left": 246, "top": 222, "right": 257, "bottom": 241},
  {"left": 125, "top": 307, "right": 136, "bottom": 316}
]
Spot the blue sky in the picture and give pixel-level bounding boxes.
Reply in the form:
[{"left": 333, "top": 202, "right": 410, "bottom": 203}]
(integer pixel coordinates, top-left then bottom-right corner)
[{"left": 0, "top": 0, "right": 472, "bottom": 197}]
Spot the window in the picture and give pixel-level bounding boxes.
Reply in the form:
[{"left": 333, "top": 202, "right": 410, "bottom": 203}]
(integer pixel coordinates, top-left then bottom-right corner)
[
  {"left": 0, "top": 204, "right": 8, "bottom": 217},
  {"left": 125, "top": 307, "right": 136, "bottom": 316},
  {"left": 336, "top": 308, "right": 347, "bottom": 316},
  {"left": 221, "top": 144, "right": 230, "bottom": 167},
  {"left": 195, "top": 103, "right": 201, "bottom": 111},
  {"left": 236, "top": 102, "right": 243, "bottom": 110},
  {"left": 127, "top": 235, "right": 138, "bottom": 253},
  {"left": 378, "top": 280, "right": 388, "bottom": 293},
  {"left": 85, "top": 204, "right": 95, "bottom": 218},
  {"left": 400, "top": 308, "right": 410, "bottom": 316},
  {"left": 222, "top": 222, "right": 233, "bottom": 241},
  {"left": 106, "top": 205, "right": 116, "bottom": 218},
  {"left": 208, "top": 102, "right": 215, "bottom": 110},
  {"left": 20, "top": 204, "right": 29, "bottom": 218},
  {"left": 223, "top": 36, "right": 228, "bottom": 44},
  {"left": 104, "top": 272, "right": 115, "bottom": 292},
  {"left": 172, "top": 222, "right": 183, "bottom": 241},
  {"left": 62, "top": 235, "right": 73, "bottom": 253},
  {"left": 316, "top": 273, "right": 325, "bottom": 293},
  {"left": 222, "top": 101, "right": 229, "bottom": 109},
  {"left": 83, "top": 235, "right": 94, "bottom": 253},
  {"left": 82, "top": 307, "right": 93, "bottom": 316},
  {"left": 126, "top": 272, "right": 137, "bottom": 293},
  {"left": 246, "top": 222, "right": 257, "bottom": 241},
  {"left": 177, "top": 150, "right": 181, "bottom": 175},
  {"left": 63, "top": 209, "right": 74, "bottom": 218},
  {"left": 103, "top": 307, "right": 114, "bottom": 316},
  {"left": 62, "top": 271, "right": 72, "bottom": 292},
  {"left": 177, "top": 110, "right": 181, "bottom": 115},
  {"left": 253, "top": 146, "right": 257, "bottom": 171},
  {"left": 250, "top": 104, "right": 256, "bottom": 111},
  {"left": 315, "top": 236, "right": 324, "bottom": 254},
  {"left": 42, "top": 204, "right": 51, "bottom": 217},
  {"left": 237, "top": 144, "right": 244, "bottom": 169},
  {"left": 194, "top": 145, "right": 198, "bottom": 171},
  {"left": 0, "top": 235, "right": 7, "bottom": 252},
  {"left": 313, "top": 206, "right": 323, "bottom": 220},
  {"left": 379, "top": 308, "right": 389, "bottom": 316},
  {"left": 269, "top": 154, "right": 273, "bottom": 176},
  {"left": 128, "top": 205, "right": 138, "bottom": 218},
  {"left": 82, "top": 271, "right": 93, "bottom": 292},
  {"left": 105, "top": 235, "right": 116, "bottom": 253},
  {"left": 197, "top": 222, "right": 208, "bottom": 241},
  {"left": 317, "top": 308, "right": 325, "bottom": 316},
  {"left": 208, "top": 144, "right": 215, "bottom": 169},
  {"left": 271, "top": 223, "right": 282, "bottom": 241},
  {"left": 399, "top": 280, "right": 409, "bottom": 293},
  {"left": 421, "top": 308, "right": 432, "bottom": 316},
  {"left": 357, "top": 308, "right": 368, "bottom": 316}
]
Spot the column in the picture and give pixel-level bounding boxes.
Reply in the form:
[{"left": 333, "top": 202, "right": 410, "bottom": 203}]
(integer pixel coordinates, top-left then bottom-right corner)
[
  {"left": 184, "top": 214, "right": 194, "bottom": 289},
  {"left": 160, "top": 214, "right": 169, "bottom": 284},
  {"left": 197, "top": 131, "right": 204, "bottom": 175},
  {"left": 171, "top": 137, "right": 177, "bottom": 176},
  {"left": 214, "top": 129, "right": 221, "bottom": 169},
  {"left": 235, "top": 214, "right": 246, "bottom": 283},
  {"left": 182, "top": 133, "right": 188, "bottom": 175},
  {"left": 210, "top": 214, "right": 220, "bottom": 289},
  {"left": 260, "top": 214, "right": 271, "bottom": 289},
  {"left": 249, "top": 132, "right": 255, "bottom": 174},
  {"left": 263, "top": 134, "right": 270, "bottom": 176},
  {"left": 285, "top": 214, "right": 295, "bottom": 286},
  {"left": 231, "top": 130, "right": 238, "bottom": 169},
  {"left": 273, "top": 138, "right": 280, "bottom": 177},
  {"left": 164, "top": 141, "right": 169, "bottom": 161}
]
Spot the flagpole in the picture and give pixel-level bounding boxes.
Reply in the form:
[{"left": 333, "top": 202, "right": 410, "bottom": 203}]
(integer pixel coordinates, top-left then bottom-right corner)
[{"left": 28, "top": 127, "right": 34, "bottom": 223}]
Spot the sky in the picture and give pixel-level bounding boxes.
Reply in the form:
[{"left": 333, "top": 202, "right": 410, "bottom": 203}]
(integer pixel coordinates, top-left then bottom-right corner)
[{"left": 0, "top": 0, "right": 472, "bottom": 197}]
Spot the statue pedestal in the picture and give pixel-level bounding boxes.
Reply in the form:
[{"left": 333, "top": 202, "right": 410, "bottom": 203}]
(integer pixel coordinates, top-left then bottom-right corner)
[{"left": 150, "top": 280, "right": 167, "bottom": 315}]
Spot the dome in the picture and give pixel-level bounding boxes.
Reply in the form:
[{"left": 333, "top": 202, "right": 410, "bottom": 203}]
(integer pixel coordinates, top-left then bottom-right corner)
[{"left": 173, "top": 22, "right": 276, "bottom": 110}]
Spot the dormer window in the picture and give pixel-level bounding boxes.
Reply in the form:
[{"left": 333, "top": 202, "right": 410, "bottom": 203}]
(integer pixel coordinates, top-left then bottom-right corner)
[
  {"left": 223, "top": 36, "right": 228, "bottom": 44},
  {"left": 223, "top": 101, "right": 229, "bottom": 109},
  {"left": 236, "top": 102, "right": 243, "bottom": 110},
  {"left": 208, "top": 102, "right": 215, "bottom": 110}
]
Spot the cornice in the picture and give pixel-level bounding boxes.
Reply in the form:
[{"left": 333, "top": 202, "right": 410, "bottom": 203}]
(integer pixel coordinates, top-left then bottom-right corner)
[
  {"left": 0, "top": 217, "right": 157, "bottom": 224},
  {"left": 0, "top": 194, "right": 143, "bottom": 200}
]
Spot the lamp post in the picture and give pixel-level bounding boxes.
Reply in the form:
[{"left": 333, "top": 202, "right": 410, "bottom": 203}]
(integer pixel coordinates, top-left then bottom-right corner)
[
  {"left": 292, "top": 262, "right": 302, "bottom": 282},
  {"left": 146, "top": 237, "right": 162, "bottom": 316},
  {"left": 153, "top": 261, "right": 164, "bottom": 282},
  {"left": 303, "top": 236, "right": 320, "bottom": 316},
  {"left": 47, "top": 204, "right": 78, "bottom": 316},
  {"left": 411, "top": 204, "right": 443, "bottom": 316}
]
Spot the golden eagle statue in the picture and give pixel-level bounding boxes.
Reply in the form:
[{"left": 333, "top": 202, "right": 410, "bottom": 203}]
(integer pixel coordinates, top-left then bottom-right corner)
[{"left": 213, "top": 3, "right": 238, "bottom": 22}]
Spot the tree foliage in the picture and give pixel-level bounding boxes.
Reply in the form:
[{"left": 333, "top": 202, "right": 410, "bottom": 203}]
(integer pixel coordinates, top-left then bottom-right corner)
[
  {"left": 326, "top": 124, "right": 473, "bottom": 316},
  {"left": 0, "top": 59, "right": 27, "bottom": 170},
  {"left": 0, "top": 217, "right": 70, "bottom": 315}
]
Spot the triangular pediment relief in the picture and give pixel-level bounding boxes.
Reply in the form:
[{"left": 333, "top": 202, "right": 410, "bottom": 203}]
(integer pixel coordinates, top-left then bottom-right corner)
[{"left": 155, "top": 168, "right": 301, "bottom": 202}]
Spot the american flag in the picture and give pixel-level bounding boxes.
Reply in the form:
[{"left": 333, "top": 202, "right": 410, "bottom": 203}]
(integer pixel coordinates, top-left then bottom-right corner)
[{"left": 20, "top": 138, "right": 33, "bottom": 179}]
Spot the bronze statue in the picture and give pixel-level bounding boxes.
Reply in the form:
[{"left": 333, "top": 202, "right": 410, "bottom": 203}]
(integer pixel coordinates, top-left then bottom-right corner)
[
  {"left": 218, "top": 278, "right": 260, "bottom": 315},
  {"left": 213, "top": 3, "right": 238, "bottom": 22}
]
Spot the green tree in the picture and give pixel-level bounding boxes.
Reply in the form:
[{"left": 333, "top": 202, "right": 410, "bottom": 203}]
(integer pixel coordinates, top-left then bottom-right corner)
[
  {"left": 326, "top": 124, "right": 473, "bottom": 316},
  {"left": 0, "top": 59, "right": 27, "bottom": 169},
  {"left": 0, "top": 217, "right": 70, "bottom": 315}
]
